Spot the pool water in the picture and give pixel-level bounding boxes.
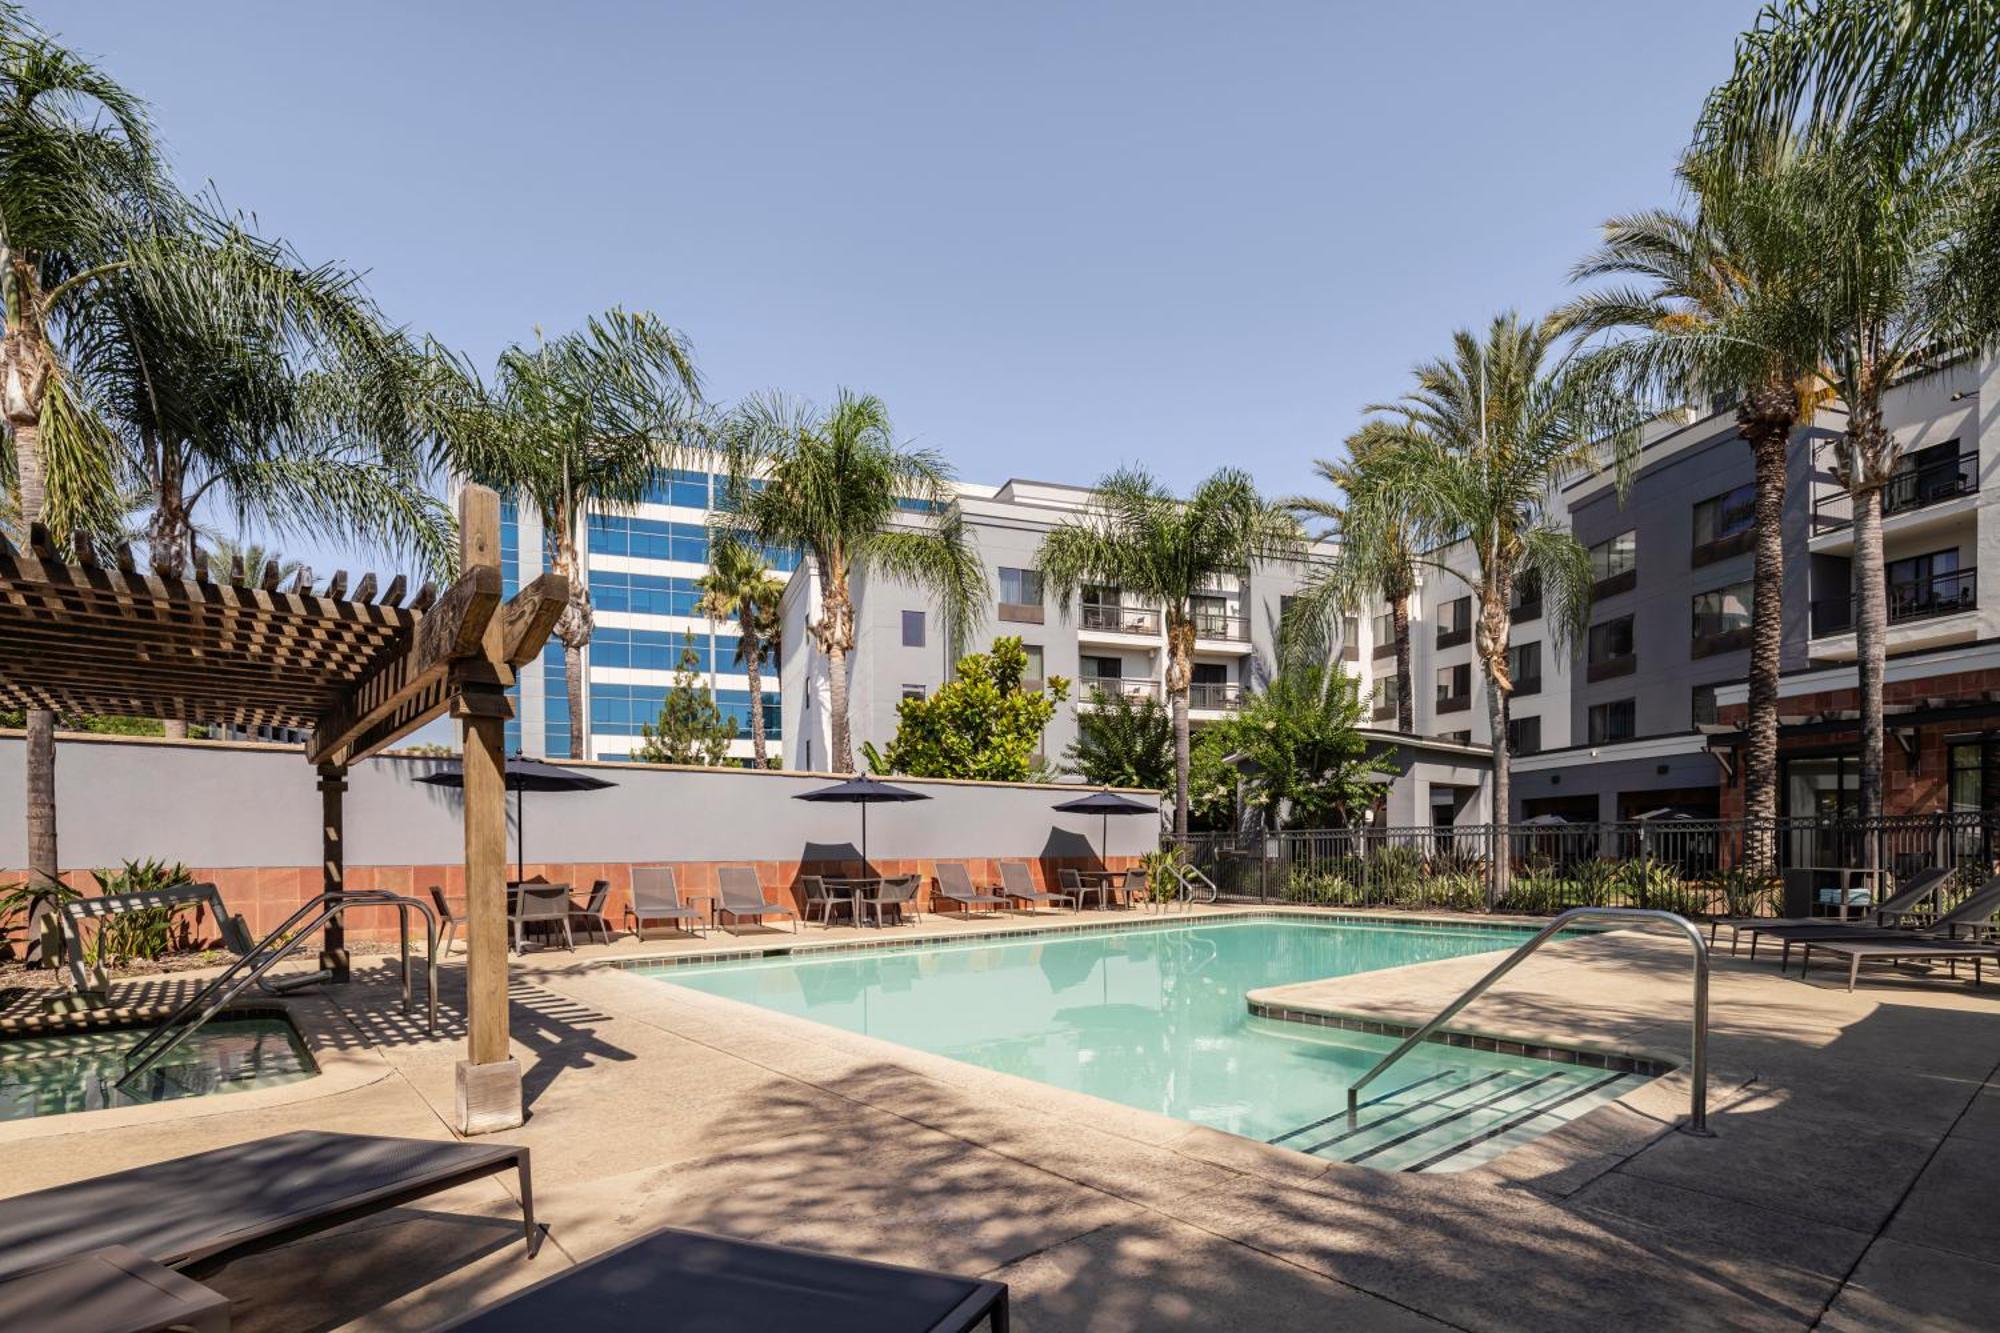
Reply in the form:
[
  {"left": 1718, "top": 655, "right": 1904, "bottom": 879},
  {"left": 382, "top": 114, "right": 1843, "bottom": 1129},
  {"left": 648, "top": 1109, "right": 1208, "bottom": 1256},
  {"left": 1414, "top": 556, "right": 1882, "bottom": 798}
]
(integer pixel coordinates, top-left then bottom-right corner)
[
  {"left": 0, "top": 1017, "right": 316, "bottom": 1121},
  {"left": 649, "top": 918, "right": 1654, "bottom": 1172}
]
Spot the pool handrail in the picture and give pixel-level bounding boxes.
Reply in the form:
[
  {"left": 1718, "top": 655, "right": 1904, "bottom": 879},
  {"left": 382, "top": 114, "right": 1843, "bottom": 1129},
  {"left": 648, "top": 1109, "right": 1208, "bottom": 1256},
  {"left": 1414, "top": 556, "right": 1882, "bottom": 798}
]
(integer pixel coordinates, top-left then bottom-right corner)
[{"left": 1343, "top": 906, "right": 1711, "bottom": 1136}]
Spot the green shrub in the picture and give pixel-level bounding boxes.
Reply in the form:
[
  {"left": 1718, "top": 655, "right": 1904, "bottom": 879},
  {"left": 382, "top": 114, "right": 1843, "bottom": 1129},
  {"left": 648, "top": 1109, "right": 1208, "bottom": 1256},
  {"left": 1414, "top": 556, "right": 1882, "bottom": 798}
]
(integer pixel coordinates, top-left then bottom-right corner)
[{"left": 87, "top": 859, "right": 195, "bottom": 965}]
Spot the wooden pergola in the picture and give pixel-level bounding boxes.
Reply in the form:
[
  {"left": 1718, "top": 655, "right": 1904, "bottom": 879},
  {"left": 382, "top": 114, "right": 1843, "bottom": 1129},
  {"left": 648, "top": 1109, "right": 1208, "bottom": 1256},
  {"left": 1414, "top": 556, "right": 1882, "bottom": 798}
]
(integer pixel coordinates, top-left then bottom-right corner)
[{"left": 0, "top": 486, "right": 565, "bottom": 1133}]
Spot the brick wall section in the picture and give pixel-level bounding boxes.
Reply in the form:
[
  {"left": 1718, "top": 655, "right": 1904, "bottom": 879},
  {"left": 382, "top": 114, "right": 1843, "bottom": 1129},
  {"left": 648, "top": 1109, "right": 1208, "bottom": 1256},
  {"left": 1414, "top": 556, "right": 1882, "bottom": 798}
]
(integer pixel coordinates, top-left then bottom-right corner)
[{"left": 5, "top": 855, "right": 1145, "bottom": 947}]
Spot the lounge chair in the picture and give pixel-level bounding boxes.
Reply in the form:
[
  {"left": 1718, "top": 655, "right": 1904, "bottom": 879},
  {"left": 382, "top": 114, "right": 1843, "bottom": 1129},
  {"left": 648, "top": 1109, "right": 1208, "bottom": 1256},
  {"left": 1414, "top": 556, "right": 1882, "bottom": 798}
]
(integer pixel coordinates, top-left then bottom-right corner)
[
  {"left": 1800, "top": 936, "right": 2000, "bottom": 992},
  {"left": 628, "top": 867, "right": 707, "bottom": 938},
  {"left": 429, "top": 885, "right": 463, "bottom": 957},
  {"left": 1062, "top": 867, "right": 1114, "bottom": 910},
  {"left": 1709, "top": 866, "right": 1953, "bottom": 951},
  {"left": 571, "top": 879, "right": 615, "bottom": 945},
  {"left": 511, "top": 883, "right": 574, "bottom": 954},
  {"left": 999, "top": 862, "right": 1074, "bottom": 913},
  {"left": 861, "top": 875, "right": 921, "bottom": 929},
  {"left": 435, "top": 1225, "right": 1006, "bottom": 1332},
  {"left": 716, "top": 867, "right": 798, "bottom": 933},
  {"left": 0, "top": 1130, "right": 535, "bottom": 1286},
  {"left": 802, "top": 875, "right": 855, "bottom": 928},
  {"left": 1748, "top": 874, "right": 2000, "bottom": 972},
  {"left": 0, "top": 1245, "right": 230, "bottom": 1333},
  {"left": 934, "top": 863, "right": 1009, "bottom": 916}
]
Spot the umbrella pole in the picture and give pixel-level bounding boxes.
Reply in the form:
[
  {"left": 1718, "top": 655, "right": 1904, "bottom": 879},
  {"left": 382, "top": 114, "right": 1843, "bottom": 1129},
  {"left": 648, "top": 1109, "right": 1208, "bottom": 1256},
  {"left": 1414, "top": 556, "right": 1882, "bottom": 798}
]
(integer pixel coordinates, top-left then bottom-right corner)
[
  {"left": 516, "top": 784, "right": 525, "bottom": 884},
  {"left": 862, "top": 804, "right": 869, "bottom": 870}
]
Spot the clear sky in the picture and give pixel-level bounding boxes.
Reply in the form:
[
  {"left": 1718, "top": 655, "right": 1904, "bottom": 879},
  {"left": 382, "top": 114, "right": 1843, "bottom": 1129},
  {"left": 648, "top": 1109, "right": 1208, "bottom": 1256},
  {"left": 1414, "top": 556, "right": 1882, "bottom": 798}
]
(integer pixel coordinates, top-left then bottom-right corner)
[{"left": 53, "top": 0, "right": 1754, "bottom": 571}]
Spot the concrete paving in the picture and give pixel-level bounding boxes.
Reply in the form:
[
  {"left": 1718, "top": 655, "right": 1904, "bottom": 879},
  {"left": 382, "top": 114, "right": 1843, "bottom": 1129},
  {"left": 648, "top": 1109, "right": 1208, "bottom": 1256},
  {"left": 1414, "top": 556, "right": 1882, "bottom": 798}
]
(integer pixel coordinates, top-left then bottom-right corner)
[{"left": 2, "top": 906, "right": 1997, "bottom": 1330}]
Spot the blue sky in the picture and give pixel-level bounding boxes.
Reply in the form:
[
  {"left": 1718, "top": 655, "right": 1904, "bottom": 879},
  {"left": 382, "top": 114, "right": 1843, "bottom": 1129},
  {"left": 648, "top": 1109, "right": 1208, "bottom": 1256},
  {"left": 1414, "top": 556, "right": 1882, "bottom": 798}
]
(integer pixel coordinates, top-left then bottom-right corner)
[{"left": 55, "top": 1, "right": 1752, "bottom": 571}]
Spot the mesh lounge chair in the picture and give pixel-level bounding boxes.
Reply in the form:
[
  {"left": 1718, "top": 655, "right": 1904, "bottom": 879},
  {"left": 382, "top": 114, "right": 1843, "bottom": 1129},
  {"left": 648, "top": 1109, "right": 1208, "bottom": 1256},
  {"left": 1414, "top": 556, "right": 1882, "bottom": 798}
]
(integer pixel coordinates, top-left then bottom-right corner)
[
  {"left": 571, "top": 880, "right": 615, "bottom": 945},
  {"left": 1710, "top": 866, "right": 1953, "bottom": 951},
  {"left": 998, "top": 862, "right": 1074, "bottom": 912},
  {"left": 1062, "top": 866, "right": 1114, "bottom": 910},
  {"left": 802, "top": 875, "right": 855, "bottom": 928},
  {"left": 628, "top": 867, "right": 707, "bottom": 938},
  {"left": 0, "top": 1130, "right": 536, "bottom": 1286},
  {"left": 1800, "top": 936, "right": 2000, "bottom": 992},
  {"left": 861, "top": 875, "right": 921, "bottom": 928},
  {"left": 1749, "top": 873, "right": 2000, "bottom": 972},
  {"left": 1119, "top": 867, "right": 1151, "bottom": 909},
  {"left": 716, "top": 867, "right": 799, "bottom": 932},
  {"left": 934, "top": 863, "right": 1009, "bottom": 915}
]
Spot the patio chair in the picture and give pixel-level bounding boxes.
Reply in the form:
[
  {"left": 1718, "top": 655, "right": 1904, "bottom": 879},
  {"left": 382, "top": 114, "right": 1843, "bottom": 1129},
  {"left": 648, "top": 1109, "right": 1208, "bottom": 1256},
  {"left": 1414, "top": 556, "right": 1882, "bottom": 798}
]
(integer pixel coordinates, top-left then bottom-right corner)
[
  {"left": 1119, "top": 867, "right": 1151, "bottom": 909},
  {"left": 716, "top": 867, "right": 798, "bottom": 933},
  {"left": 1708, "top": 866, "right": 1952, "bottom": 952},
  {"left": 1747, "top": 873, "right": 2000, "bottom": 971},
  {"left": 934, "top": 863, "right": 1009, "bottom": 915},
  {"left": 802, "top": 874, "right": 854, "bottom": 928},
  {"left": 998, "top": 861, "right": 1074, "bottom": 912},
  {"left": 1062, "top": 866, "right": 1114, "bottom": 910},
  {"left": 571, "top": 880, "right": 615, "bottom": 945},
  {"left": 0, "top": 1130, "right": 535, "bottom": 1287},
  {"left": 628, "top": 867, "right": 706, "bottom": 938},
  {"left": 860, "top": 875, "right": 921, "bottom": 929},
  {"left": 434, "top": 1225, "right": 1005, "bottom": 1332},
  {"left": 429, "top": 886, "right": 463, "bottom": 957},
  {"left": 1799, "top": 936, "right": 2000, "bottom": 992},
  {"left": 512, "top": 884, "right": 574, "bottom": 954}
]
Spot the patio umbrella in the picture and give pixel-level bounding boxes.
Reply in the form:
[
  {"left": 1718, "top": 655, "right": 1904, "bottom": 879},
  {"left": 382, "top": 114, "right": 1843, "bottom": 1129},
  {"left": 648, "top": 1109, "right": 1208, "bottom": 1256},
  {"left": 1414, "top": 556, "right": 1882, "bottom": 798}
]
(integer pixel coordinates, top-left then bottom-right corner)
[
  {"left": 415, "top": 755, "right": 616, "bottom": 883},
  {"left": 793, "top": 773, "right": 930, "bottom": 866},
  {"left": 1051, "top": 788, "right": 1160, "bottom": 863}
]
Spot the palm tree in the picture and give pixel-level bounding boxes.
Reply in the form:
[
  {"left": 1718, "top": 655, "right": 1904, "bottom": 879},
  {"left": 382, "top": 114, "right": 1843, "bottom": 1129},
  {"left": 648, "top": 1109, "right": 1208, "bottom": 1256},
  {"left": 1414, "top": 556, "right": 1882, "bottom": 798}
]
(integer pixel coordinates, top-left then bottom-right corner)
[
  {"left": 1554, "top": 151, "right": 1829, "bottom": 866},
  {"left": 695, "top": 536, "right": 784, "bottom": 766},
  {"left": 715, "top": 389, "right": 985, "bottom": 771},
  {"left": 1036, "top": 467, "right": 1303, "bottom": 837},
  {"left": 443, "top": 309, "right": 702, "bottom": 759},
  {"left": 1284, "top": 429, "right": 1418, "bottom": 732},
  {"left": 1349, "top": 314, "right": 1640, "bottom": 887}
]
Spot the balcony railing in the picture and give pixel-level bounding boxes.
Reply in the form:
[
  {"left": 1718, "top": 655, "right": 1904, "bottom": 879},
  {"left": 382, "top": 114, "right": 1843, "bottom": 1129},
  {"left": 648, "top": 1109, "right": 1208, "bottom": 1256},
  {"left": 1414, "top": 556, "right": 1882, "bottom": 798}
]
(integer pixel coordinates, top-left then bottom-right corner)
[
  {"left": 1512, "top": 673, "right": 1542, "bottom": 698},
  {"left": 1812, "top": 450, "right": 1979, "bottom": 532},
  {"left": 1193, "top": 612, "right": 1250, "bottom": 642},
  {"left": 1078, "top": 675, "right": 1162, "bottom": 700},
  {"left": 1435, "top": 693, "right": 1471, "bottom": 714},
  {"left": 1372, "top": 696, "right": 1400, "bottom": 722},
  {"left": 1436, "top": 622, "right": 1470, "bottom": 649},
  {"left": 1810, "top": 567, "right": 1978, "bottom": 637},
  {"left": 1586, "top": 653, "right": 1636, "bottom": 682},
  {"left": 1189, "top": 681, "right": 1243, "bottom": 710},
  {"left": 1079, "top": 602, "right": 1161, "bottom": 635}
]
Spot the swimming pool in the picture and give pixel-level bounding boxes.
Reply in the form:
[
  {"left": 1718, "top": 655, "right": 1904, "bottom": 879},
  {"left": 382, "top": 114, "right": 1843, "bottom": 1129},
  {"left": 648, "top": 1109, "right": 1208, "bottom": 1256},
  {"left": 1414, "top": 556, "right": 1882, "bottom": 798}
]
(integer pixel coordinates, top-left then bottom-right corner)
[
  {"left": 0, "top": 1016, "right": 316, "bottom": 1121},
  {"left": 645, "top": 917, "right": 1657, "bottom": 1173}
]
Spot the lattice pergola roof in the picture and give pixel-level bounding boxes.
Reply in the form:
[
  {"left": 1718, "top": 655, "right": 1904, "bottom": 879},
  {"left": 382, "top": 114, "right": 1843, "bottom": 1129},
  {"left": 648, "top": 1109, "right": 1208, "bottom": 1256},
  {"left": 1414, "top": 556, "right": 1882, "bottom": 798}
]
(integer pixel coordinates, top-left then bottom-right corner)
[{"left": 0, "top": 524, "right": 435, "bottom": 735}]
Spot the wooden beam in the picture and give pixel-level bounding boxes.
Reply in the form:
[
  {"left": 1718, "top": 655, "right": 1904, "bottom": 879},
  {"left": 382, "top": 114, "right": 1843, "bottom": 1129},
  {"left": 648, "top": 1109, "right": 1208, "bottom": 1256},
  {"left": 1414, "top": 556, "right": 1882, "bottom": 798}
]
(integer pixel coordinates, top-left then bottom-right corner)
[{"left": 498, "top": 572, "right": 571, "bottom": 668}]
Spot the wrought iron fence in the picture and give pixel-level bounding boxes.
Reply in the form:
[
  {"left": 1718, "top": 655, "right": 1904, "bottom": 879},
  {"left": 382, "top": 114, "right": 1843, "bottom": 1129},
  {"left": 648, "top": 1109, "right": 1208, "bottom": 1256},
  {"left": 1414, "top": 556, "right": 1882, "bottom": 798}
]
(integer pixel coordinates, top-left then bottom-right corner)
[{"left": 1170, "top": 814, "right": 2000, "bottom": 917}]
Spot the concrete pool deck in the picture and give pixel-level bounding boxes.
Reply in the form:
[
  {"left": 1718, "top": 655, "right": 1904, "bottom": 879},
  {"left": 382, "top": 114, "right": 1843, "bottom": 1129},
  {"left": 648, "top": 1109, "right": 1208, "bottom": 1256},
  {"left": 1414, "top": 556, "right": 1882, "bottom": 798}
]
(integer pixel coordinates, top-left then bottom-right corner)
[{"left": 2, "top": 906, "right": 1996, "bottom": 1329}]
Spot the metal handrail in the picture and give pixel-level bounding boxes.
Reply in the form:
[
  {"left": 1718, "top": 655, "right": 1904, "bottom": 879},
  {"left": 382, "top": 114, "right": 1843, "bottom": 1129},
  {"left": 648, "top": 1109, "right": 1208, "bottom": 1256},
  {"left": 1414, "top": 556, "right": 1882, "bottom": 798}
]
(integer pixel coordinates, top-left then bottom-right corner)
[
  {"left": 117, "top": 891, "right": 438, "bottom": 1092},
  {"left": 1343, "top": 907, "right": 1710, "bottom": 1135}
]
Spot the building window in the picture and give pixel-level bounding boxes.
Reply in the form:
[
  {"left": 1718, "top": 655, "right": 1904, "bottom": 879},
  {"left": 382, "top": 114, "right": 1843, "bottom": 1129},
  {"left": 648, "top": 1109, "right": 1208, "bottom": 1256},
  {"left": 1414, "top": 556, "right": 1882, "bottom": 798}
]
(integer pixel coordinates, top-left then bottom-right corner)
[
  {"left": 1949, "top": 739, "right": 2000, "bottom": 813},
  {"left": 1691, "top": 582, "right": 1754, "bottom": 657},
  {"left": 1692, "top": 483, "right": 1757, "bottom": 565},
  {"left": 1441, "top": 730, "right": 1472, "bottom": 745},
  {"left": 1589, "top": 530, "right": 1637, "bottom": 596},
  {"left": 1437, "top": 596, "right": 1472, "bottom": 648},
  {"left": 1372, "top": 610, "right": 1397, "bottom": 658},
  {"left": 1020, "top": 643, "right": 1045, "bottom": 689},
  {"left": 1507, "top": 714, "right": 1542, "bottom": 756},
  {"left": 901, "top": 685, "right": 926, "bottom": 701},
  {"left": 1435, "top": 662, "right": 1471, "bottom": 713},
  {"left": 1372, "top": 675, "right": 1401, "bottom": 721},
  {"left": 1510, "top": 570, "right": 1542, "bottom": 623},
  {"left": 1507, "top": 640, "right": 1542, "bottom": 696},
  {"left": 1081, "top": 654, "right": 1123, "bottom": 683},
  {"left": 997, "top": 567, "right": 1044, "bottom": 623},
  {"left": 1692, "top": 684, "right": 1719, "bottom": 727},
  {"left": 902, "top": 610, "right": 925, "bottom": 648},
  {"left": 1588, "top": 698, "right": 1636, "bottom": 745},
  {"left": 1586, "top": 615, "right": 1636, "bottom": 681}
]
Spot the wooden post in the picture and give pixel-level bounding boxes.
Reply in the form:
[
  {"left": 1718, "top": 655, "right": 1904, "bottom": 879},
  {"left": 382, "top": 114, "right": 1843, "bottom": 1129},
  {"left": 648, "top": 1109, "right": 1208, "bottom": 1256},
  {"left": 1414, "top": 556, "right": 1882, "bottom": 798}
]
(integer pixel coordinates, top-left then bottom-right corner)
[
  {"left": 453, "top": 484, "right": 524, "bottom": 1134},
  {"left": 317, "top": 763, "right": 350, "bottom": 983}
]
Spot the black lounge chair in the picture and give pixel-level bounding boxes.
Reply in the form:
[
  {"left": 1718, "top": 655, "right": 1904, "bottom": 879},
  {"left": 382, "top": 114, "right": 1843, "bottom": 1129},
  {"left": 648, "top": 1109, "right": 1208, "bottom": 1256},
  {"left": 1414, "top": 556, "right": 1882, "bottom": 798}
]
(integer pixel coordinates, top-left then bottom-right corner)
[
  {"left": 437, "top": 1224, "right": 1006, "bottom": 1332},
  {"left": 1747, "top": 874, "right": 2000, "bottom": 972},
  {"left": 571, "top": 879, "right": 616, "bottom": 945},
  {"left": 1709, "top": 866, "right": 1953, "bottom": 951},
  {"left": 716, "top": 866, "right": 799, "bottom": 932},
  {"left": 0, "top": 1130, "right": 535, "bottom": 1286},
  {"left": 934, "top": 863, "right": 1009, "bottom": 915},
  {"left": 0, "top": 1245, "right": 230, "bottom": 1333},
  {"left": 628, "top": 866, "right": 707, "bottom": 938},
  {"left": 1800, "top": 936, "right": 2000, "bottom": 992},
  {"left": 998, "top": 862, "right": 1074, "bottom": 913}
]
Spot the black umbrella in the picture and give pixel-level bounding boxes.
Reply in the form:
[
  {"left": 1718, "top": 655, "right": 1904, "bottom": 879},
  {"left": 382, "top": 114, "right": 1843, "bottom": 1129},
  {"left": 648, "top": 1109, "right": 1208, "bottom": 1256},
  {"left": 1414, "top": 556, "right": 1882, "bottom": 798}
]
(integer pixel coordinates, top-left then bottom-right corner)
[
  {"left": 416, "top": 755, "right": 617, "bottom": 882},
  {"left": 1051, "top": 788, "right": 1159, "bottom": 863},
  {"left": 793, "top": 773, "right": 930, "bottom": 866}
]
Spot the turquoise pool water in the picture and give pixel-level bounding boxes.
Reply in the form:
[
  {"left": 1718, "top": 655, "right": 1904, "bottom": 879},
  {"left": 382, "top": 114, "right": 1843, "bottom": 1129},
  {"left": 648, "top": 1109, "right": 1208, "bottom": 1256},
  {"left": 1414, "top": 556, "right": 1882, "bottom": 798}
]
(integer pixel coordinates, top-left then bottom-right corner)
[
  {"left": 0, "top": 1017, "right": 316, "bottom": 1120},
  {"left": 648, "top": 918, "right": 1653, "bottom": 1172}
]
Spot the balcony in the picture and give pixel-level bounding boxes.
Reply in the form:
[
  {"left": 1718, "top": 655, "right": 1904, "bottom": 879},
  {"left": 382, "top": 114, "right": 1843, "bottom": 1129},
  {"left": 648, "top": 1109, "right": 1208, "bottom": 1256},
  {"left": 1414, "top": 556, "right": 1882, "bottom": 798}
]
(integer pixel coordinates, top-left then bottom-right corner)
[
  {"left": 1372, "top": 637, "right": 1397, "bottom": 660},
  {"left": 1512, "top": 673, "right": 1542, "bottom": 698},
  {"left": 1372, "top": 696, "right": 1399, "bottom": 723},
  {"left": 1691, "top": 618, "right": 1753, "bottom": 658},
  {"left": 1435, "top": 692, "right": 1471, "bottom": 715},
  {"left": 1077, "top": 675, "right": 1161, "bottom": 701},
  {"left": 1193, "top": 612, "right": 1250, "bottom": 643},
  {"left": 1079, "top": 602, "right": 1161, "bottom": 636},
  {"left": 1812, "top": 450, "right": 1978, "bottom": 534},
  {"left": 1810, "top": 567, "right": 1978, "bottom": 637},
  {"left": 1436, "top": 623, "right": 1470, "bottom": 650},
  {"left": 1189, "top": 681, "right": 1243, "bottom": 711},
  {"left": 997, "top": 601, "right": 1044, "bottom": 625},
  {"left": 1509, "top": 598, "right": 1542, "bottom": 625},
  {"left": 1592, "top": 568, "right": 1637, "bottom": 599},
  {"left": 1586, "top": 654, "right": 1636, "bottom": 683}
]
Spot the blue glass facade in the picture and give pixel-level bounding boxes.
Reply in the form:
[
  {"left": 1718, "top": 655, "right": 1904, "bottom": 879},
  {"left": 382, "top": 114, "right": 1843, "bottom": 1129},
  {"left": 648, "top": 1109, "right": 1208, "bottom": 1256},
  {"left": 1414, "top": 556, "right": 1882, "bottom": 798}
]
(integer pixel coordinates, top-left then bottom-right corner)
[
  {"left": 590, "top": 682, "right": 781, "bottom": 741},
  {"left": 591, "top": 568, "right": 703, "bottom": 617}
]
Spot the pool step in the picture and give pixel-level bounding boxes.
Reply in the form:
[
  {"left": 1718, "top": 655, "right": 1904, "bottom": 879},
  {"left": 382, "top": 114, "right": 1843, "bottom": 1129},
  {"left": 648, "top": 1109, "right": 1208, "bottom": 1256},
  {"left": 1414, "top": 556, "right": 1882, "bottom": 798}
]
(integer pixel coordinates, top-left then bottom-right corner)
[{"left": 1270, "top": 1065, "right": 1644, "bottom": 1174}]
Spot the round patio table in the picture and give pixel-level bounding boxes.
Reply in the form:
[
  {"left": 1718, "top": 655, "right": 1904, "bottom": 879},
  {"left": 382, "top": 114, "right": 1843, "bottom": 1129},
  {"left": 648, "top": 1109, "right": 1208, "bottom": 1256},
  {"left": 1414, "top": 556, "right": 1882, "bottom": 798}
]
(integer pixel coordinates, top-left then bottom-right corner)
[{"left": 822, "top": 877, "right": 884, "bottom": 927}]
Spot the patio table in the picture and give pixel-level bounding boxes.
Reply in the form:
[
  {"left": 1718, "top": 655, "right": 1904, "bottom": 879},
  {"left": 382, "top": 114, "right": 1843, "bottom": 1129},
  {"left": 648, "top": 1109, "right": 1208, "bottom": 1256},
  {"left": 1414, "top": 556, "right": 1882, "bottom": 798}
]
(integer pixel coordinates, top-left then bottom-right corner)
[
  {"left": 1074, "top": 870, "right": 1135, "bottom": 908},
  {"left": 824, "top": 877, "right": 885, "bottom": 927}
]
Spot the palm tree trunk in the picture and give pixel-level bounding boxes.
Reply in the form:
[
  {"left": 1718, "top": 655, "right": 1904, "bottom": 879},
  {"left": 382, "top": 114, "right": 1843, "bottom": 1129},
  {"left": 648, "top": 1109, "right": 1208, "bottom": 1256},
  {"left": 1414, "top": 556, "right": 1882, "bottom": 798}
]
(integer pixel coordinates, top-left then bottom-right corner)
[
  {"left": 563, "top": 642, "right": 586, "bottom": 761},
  {"left": 23, "top": 706, "right": 59, "bottom": 963},
  {"left": 1853, "top": 479, "right": 1888, "bottom": 841},
  {"left": 1391, "top": 595, "right": 1413, "bottom": 732},
  {"left": 1165, "top": 618, "right": 1194, "bottom": 838},
  {"left": 742, "top": 608, "right": 768, "bottom": 766},
  {"left": 6, "top": 336, "right": 61, "bottom": 963},
  {"left": 826, "top": 640, "right": 852, "bottom": 771},
  {"left": 819, "top": 564, "right": 857, "bottom": 770},
  {"left": 1741, "top": 408, "right": 1791, "bottom": 874},
  {"left": 1476, "top": 584, "right": 1512, "bottom": 905}
]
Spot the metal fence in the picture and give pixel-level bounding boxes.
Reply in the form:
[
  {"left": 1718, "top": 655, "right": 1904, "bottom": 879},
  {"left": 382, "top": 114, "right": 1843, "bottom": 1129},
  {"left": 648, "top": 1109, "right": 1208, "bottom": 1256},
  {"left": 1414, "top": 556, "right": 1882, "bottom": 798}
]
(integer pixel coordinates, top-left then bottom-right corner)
[{"left": 1170, "top": 814, "right": 2000, "bottom": 917}]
